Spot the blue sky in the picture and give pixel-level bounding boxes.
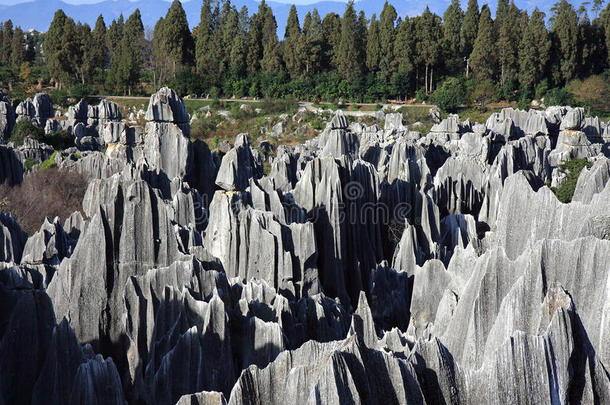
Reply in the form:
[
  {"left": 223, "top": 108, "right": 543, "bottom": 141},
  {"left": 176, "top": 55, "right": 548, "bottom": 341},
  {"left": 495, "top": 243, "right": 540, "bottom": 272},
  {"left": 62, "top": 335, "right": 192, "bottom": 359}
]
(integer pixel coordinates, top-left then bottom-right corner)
[{"left": 0, "top": 0, "right": 342, "bottom": 4}]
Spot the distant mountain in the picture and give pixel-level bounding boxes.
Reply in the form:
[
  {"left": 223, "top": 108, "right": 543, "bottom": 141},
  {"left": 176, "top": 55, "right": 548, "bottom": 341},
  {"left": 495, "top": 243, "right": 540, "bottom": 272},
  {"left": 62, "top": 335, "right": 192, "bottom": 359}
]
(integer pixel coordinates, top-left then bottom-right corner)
[{"left": 0, "top": 0, "right": 556, "bottom": 36}]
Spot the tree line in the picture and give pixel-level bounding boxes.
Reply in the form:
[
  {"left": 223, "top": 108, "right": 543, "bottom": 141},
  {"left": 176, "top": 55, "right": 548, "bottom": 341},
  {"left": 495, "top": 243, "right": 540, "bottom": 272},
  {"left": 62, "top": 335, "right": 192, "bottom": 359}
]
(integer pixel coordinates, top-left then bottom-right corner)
[{"left": 0, "top": 0, "right": 609, "bottom": 104}]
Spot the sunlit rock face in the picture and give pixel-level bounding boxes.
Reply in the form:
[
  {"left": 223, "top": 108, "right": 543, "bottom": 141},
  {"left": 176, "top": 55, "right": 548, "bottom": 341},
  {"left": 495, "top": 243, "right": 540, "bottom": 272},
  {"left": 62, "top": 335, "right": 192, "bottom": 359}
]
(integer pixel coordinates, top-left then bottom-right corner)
[{"left": 0, "top": 90, "right": 609, "bottom": 405}]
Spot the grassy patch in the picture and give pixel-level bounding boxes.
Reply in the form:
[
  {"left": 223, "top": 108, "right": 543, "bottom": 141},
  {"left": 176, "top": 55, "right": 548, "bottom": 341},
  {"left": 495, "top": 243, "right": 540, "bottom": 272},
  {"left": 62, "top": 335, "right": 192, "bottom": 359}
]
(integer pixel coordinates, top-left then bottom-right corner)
[
  {"left": 40, "top": 152, "right": 58, "bottom": 170},
  {"left": 183, "top": 99, "right": 214, "bottom": 115},
  {"left": 551, "top": 158, "right": 593, "bottom": 203},
  {"left": 25, "top": 158, "right": 38, "bottom": 171},
  {"left": 456, "top": 107, "right": 501, "bottom": 124}
]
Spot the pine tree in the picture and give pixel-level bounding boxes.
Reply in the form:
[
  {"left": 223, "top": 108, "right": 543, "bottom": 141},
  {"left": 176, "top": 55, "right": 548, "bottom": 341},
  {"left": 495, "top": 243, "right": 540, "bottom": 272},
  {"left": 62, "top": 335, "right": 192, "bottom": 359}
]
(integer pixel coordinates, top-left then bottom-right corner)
[
  {"left": 366, "top": 14, "right": 381, "bottom": 73},
  {"left": 2, "top": 20, "right": 13, "bottom": 66},
  {"left": 303, "top": 9, "right": 323, "bottom": 75},
  {"left": 336, "top": 1, "right": 362, "bottom": 80},
  {"left": 601, "top": 3, "right": 610, "bottom": 65},
  {"left": 0, "top": 26, "right": 3, "bottom": 66},
  {"left": 442, "top": 0, "right": 463, "bottom": 61},
  {"left": 44, "top": 11, "right": 69, "bottom": 87},
  {"left": 24, "top": 32, "right": 35, "bottom": 63},
  {"left": 92, "top": 15, "right": 107, "bottom": 70},
  {"left": 283, "top": 5, "right": 304, "bottom": 78},
  {"left": 246, "top": 11, "right": 263, "bottom": 74},
  {"left": 75, "top": 23, "right": 93, "bottom": 84},
  {"left": 496, "top": 0, "right": 510, "bottom": 25},
  {"left": 461, "top": 0, "right": 479, "bottom": 68},
  {"left": 117, "top": 9, "right": 144, "bottom": 94},
  {"left": 321, "top": 12, "right": 341, "bottom": 71},
  {"left": 10, "top": 26, "right": 24, "bottom": 67},
  {"left": 551, "top": 0, "right": 580, "bottom": 83},
  {"left": 162, "top": 0, "right": 195, "bottom": 76},
  {"left": 229, "top": 6, "right": 249, "bottom": 77},
  {"left": 497, "top": 1, "right": 522, "bottom": 85},
  {"left": 195, "top": 0, "right": 219, "bottom": 82},
  {"left": 519, "top": 8, "right": 550, "bottom": 95},
  {"left": 577, "top": 10, "right": 604, "bottom": 76},
  {"left": 106, "top": 15, "right": 124, "bottom": 67},
  {"left": 357, "top": 11, "right": 368, "bottom": 60},
  {"left": 152, "top": 17, "right": 168, "bottom": 87},
  {"left": 395, "top": 17, "right": 414, "bottom": 74},
  {"left": 378, "top": 2, "right": 397, "bottom": 80},
  {"left": 219, "top": 1, "right": 239, "bottom": 75},
  {"left": 261, "top": 4, "right": 282, "bottom": 73},
  {"left": 415, "top": 7, "right": 442, "bottom": 94},
  {"left": 470, "top": 5, "right": 498, "bottom": 82},
  {"left": 59, "top": 16, "right": 78, "bottom": 83}
]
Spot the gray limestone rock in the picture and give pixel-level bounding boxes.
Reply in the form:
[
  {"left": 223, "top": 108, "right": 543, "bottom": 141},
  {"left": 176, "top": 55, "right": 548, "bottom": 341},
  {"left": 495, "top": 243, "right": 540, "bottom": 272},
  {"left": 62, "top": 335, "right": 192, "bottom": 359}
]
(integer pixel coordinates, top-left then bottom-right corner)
[
  {"left": 145, "top": 87, "right": 190, "bottom": 126},
  {"left": 329, "top": 110, "right": 348, "bottom": 130},
  {"left": 429, "top": 108, "right": 441, "bottom": 123},
  {"left": 3, "top": 94, "right": 609, "bottom": 405},
  {"left": 572, "top": 159, "right": 610, "bottom": 203},
  {"left": 0, "top": 212, "right": 27, "bottom": 263},
  {"left": 15, "top": 93, "right": 53, "bottom": 127},
  {"left": 0, "top": 144, "right": 24, "bottom": 186},
  {"left": 0, "top": 93, "right": 15, "bottom": 144},
  {"left": 144, "top": 121, "right": 193, "bottom": 179},
  {"left": 21, "top": 217, "right": 70, "bottom": 266},
  {"left": 176, "top": 392, "right": 227, "bottom": 405},
  {"left": 69, "top": 355, "right": 125, "bottom": 405},
  {"left": 66, "top": 99, "right": 89, "bottom": 122},
  {"left": 384, "top": 113, "right": 407, "bottom": 131},
  {"left": 321, "top": 129, "right": 359, "bottom": 158},
  {"left": 215, "top": 134, "right": 263, "bottom": 191},
  {"left": 559, "top": 107, "right": 585, "bottom": 131}
]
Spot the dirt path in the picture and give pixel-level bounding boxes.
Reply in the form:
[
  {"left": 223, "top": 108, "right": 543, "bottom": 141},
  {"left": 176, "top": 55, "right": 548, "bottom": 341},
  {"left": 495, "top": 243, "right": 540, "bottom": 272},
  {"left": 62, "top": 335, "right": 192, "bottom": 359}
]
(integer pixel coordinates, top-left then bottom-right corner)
[{"left": 93, "top": 95, "right": 436, "bottom": 117}]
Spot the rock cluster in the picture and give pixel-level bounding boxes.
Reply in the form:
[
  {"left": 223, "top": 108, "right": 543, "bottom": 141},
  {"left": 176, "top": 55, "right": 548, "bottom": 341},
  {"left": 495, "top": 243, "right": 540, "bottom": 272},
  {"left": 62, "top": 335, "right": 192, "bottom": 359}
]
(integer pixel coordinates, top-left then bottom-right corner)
[
  {"left": 15, "top": 93, "right": 53, "bottom": 127},
  {"left": 0, "top": 92, "right": 15, "bottom": 143},
  {"left": 0, "top": 90, "right": 608, "bottom": 404}
]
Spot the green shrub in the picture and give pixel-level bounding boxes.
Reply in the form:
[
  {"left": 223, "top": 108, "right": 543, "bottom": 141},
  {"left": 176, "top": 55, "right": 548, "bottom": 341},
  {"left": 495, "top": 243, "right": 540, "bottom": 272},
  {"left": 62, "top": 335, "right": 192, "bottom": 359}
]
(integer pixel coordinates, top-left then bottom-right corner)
[
  {"left": 25, "top": 158, "right": 37, "bottom": 171},
  {"left": 517, "top": 95, "right": 530, "bottom": 111},
  {"left": 535, "top": 79, "right": 549, "bottom": 100},
  {"left": 39, "top": 152, "right": 58, "bottom": 170},
  {"left": 415, "top": 88, "right": 427, "bottom": 103},
  {"left": 10, "top": 120, "right": 44, "bottom": 145},
  {"left": 472, "top": 79, "right": 497, "bottom": 104},
  {"left": 44, "top": 130, "right": 74, "bottom": 150},
  {"left": 545, "top": 87, "right": 574, "bottom": 106},
  {"left": 551, "top": 158, "right": 593, "bottom": 203},
  {"left": 190, "top": 118, "right": 215, "bottom": 142},
  {"left": 49, "top": 88, "right": 69, "bottom": 107},
  {"left": 430, "top": 77, "right": 467, "bottom": 113},
  {"left": 208, "top": 135, "right": 219, "bottom": 150},
  {"left": 69, "top": 84, "right": 90, "bottom": 101}
]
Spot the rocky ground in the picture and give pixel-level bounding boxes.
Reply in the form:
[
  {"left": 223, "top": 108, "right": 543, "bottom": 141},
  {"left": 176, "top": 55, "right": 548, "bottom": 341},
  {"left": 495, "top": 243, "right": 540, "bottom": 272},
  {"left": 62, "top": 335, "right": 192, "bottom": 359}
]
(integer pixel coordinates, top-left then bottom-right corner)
[{"left": 0, "top": 87, "right": 609, "bottom": 404}]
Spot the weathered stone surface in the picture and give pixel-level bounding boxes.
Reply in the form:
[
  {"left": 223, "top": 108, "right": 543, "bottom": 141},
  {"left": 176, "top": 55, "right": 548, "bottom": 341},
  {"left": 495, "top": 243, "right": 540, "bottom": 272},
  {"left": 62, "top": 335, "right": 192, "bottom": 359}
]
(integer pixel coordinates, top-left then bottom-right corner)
[
  {"left": 3, "top": 93, "right": 609, "bottom": 404},
  {"left": 21, "top": 217, "right": 70, "bottom": 266},
  {"left": 0, "top": 144, "right": 24, "bottom": 185},
  {"left": 0, "top": 93, "right": 15, "bottom": 144},
  {"left": 329, "top": 110, "right": 348, "bottom": 130},
  {"left": 144, "top": 121, "right": 193, "bottom": 179},
  {"left": 384, "top": 113, "right": 407, "bottom": 131},
  {"left": 15, "top": 93, "right": 53, "bottom": 127},
  {"left": 215, "top": 134, "right": 263, "bottom": 191},
  {"left": 559, "top": 107, "right": 585, "bottom": 130},
  {"left": 0, "top": 212, "right": 27, "bottom": 263},
  {"left": 145, "top": 87, "right": 189, "bottom": 125}
]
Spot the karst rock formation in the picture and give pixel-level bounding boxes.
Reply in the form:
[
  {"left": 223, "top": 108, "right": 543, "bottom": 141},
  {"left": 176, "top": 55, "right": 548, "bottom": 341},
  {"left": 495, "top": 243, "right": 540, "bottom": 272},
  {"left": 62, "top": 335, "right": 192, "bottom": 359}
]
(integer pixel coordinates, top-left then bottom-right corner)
[{"left": 0, "top": 88, "right": 609, "bottom": 404}]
